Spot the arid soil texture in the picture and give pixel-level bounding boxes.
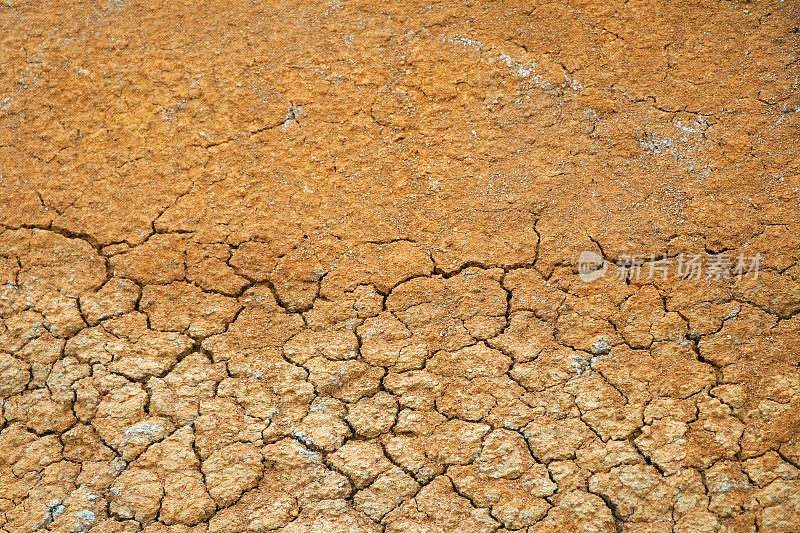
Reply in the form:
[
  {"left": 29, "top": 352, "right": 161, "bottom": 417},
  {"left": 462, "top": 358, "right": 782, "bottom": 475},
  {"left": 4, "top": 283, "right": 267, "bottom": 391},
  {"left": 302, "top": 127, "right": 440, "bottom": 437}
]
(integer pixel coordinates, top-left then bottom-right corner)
[{"left": 2, "top": 0, "right": 800, "bottom": 532}]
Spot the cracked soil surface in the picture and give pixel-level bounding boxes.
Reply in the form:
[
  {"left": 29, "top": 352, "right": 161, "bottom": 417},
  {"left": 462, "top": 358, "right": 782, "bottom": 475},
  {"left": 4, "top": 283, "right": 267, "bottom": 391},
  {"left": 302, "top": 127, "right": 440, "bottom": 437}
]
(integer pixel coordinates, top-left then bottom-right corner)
[{"left": 2, "top": 0, "right": 800, "bottom": 532}]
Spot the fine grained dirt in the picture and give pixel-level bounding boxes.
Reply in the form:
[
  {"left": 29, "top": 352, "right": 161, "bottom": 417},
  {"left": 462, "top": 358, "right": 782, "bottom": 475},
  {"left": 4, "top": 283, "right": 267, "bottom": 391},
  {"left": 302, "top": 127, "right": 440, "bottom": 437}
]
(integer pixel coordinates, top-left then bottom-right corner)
[{"left": 1, "top": 0, "right": 800, "bottom": 532}]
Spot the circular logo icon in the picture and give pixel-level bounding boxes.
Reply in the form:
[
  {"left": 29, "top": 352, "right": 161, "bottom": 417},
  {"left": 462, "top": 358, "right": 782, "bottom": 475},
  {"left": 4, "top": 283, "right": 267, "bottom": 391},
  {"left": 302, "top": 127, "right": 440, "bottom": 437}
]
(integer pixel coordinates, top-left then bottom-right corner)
[{"left": 578, "top": 251, "right": 607, "bottom": 282}]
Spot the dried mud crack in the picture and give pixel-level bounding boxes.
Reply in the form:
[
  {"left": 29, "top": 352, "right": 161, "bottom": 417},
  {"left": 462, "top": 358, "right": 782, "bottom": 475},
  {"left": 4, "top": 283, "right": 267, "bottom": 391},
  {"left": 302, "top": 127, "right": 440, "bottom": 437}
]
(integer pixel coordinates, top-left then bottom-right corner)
[{"left": 1, "top": 1, "right": 800, "bottom": 532}]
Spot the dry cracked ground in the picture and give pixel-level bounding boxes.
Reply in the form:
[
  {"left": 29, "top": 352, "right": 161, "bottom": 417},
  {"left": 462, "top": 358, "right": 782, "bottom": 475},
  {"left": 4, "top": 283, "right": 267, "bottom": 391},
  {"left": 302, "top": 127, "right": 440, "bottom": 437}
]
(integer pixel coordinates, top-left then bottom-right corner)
[{"left": 1, "top": 0, "right": 800, "bottom": 532}]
